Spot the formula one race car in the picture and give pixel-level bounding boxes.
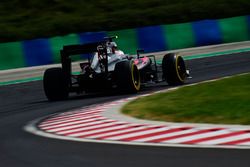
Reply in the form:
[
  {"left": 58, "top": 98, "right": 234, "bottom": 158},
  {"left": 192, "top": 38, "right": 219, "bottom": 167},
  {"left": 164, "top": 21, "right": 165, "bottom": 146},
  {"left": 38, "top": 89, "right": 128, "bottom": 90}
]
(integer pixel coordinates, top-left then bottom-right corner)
[{"left": 43, "top": 36, "right": 189, "bottom": 101}]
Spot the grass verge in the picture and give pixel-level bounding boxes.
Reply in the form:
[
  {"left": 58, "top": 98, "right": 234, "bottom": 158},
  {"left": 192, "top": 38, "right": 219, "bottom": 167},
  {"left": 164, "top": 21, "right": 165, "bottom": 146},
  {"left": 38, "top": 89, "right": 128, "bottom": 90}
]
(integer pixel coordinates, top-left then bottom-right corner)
[{"left": 122, "top": 73, "right": 250, "bottom": 125}]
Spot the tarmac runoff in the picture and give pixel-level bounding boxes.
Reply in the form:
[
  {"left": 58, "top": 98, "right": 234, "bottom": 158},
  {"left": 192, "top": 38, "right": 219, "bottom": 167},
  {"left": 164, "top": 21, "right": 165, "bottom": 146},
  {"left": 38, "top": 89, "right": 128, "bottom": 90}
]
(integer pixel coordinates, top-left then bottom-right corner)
[
  {"left": 24, "top": 73, "right": 250, "bottom": 149},
  {"left": 2, "top": 41, "right": 250, "bottom": 86}
]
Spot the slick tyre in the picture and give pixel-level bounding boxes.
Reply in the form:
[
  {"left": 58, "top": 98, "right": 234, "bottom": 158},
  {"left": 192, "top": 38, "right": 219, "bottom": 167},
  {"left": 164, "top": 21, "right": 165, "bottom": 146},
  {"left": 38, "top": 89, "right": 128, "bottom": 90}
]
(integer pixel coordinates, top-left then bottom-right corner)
[
  {"left": 162, "top": 53, "right": 187, "bottom": 85},
  {"left": 43, "top": 67, "right": 69, "bottom": 101},
  {"left": 115, "top": 60, "right": 141, "bottom": 93}
]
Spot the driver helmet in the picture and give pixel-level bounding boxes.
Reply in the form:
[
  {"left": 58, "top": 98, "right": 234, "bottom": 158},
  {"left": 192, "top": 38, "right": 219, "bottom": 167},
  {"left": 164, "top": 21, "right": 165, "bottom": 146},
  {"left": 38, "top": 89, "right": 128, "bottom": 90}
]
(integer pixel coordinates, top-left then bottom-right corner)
[
  {"left": 111, "top": 42, "right": 117, "bottom": 53},
  {"left": 107, "top": 42, "right": 117, "bottom": 54},
  {"left": 110, "top": 42, "right": 117, "bottom": 48}
]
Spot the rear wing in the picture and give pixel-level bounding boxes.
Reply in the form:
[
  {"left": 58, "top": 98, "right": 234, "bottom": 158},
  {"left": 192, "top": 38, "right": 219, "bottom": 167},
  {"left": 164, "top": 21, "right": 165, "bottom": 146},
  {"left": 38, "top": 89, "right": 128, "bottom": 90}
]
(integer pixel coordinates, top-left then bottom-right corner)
[
  {"left": 61, "top": 42, "right": 103, "bottom": 56},
  {"left": 61, "top": 35, "right": 117, "bottom": 56},
  {"left": 60, "top": 42, "right": 103, "bottom": 86},
  {"left": 60, "top": 36, "right": 118, "bottom": 86}
]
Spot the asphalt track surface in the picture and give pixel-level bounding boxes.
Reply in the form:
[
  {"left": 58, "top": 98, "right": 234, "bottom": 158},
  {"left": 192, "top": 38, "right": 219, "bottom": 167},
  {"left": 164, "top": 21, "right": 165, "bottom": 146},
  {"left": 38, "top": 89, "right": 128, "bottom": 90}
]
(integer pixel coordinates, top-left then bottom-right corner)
[{"left": 1, "top": 52, "right": 250, "bottom": 167}]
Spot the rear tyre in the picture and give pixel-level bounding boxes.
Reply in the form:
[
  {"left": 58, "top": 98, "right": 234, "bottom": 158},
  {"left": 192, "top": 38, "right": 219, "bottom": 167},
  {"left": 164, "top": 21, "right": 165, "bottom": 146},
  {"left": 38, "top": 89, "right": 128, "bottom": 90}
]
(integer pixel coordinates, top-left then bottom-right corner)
[
  {"left": 115, "top": 60, "right": 141, "bottom": 93},
  {"left": 43, "top": 68, "right": 69, "bottom": 101},
  {"left": 162, "top": 53, "right": 187, "bottom": 85}
]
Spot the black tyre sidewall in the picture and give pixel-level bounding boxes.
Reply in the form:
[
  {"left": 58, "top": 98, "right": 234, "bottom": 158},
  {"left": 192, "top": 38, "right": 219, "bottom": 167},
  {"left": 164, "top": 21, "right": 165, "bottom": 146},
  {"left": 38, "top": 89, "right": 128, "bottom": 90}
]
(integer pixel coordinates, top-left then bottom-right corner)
[
  {"left": 43, "top": 67, "right": 69, "bottom": 101},
  {"left": 114, "top": 60, "right": 140, "bottom": 93},
  {"left": 162, "top": 53, "right": 186, "bottom": 85}
]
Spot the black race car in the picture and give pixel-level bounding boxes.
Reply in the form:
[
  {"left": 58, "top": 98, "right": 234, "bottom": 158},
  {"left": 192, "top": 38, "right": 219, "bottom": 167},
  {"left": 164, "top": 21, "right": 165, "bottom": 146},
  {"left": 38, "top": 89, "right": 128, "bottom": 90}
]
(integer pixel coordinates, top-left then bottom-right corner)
[{"left": 43, "top": 36, "right": 189, "bottom": 101}]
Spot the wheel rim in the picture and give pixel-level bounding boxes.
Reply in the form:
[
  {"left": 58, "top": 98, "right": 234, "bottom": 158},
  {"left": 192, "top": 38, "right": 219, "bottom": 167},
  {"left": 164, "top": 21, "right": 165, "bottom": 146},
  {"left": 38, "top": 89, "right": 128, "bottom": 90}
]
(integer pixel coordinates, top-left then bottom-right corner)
[
  {"left": 131, "top": 64, "right": 140, "bottom": 90},
  {"left": 176, "top": 55, "right": 186, "bottom": 82}
]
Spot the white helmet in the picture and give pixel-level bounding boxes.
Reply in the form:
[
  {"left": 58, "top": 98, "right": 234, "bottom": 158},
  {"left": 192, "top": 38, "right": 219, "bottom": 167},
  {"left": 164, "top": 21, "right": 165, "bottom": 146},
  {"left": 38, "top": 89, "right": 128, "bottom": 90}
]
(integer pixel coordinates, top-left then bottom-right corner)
[
  {"left": 111, "top": 42, "right": 117, "bottom": 47},
  {"left": 107, "top": 42, "right": 117, "bottom": 54}
]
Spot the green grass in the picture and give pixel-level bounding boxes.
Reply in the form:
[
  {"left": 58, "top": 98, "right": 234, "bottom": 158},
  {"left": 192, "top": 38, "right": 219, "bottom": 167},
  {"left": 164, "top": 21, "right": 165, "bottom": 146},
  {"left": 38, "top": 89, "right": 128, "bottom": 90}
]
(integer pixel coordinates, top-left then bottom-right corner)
[
  {"left": 122, "top": 73, "right": 250, "bottom": 125},
  {"left": 1, "top": 0, "right": 250, "bottom": 42}
]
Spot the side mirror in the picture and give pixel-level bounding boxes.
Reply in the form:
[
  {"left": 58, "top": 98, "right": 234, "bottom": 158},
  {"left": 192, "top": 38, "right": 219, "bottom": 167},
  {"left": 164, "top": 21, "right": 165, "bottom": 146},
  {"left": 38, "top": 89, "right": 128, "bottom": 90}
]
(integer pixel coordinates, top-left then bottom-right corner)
[{"left": 137, "top": 49, "right": 144, "bottom": 59}]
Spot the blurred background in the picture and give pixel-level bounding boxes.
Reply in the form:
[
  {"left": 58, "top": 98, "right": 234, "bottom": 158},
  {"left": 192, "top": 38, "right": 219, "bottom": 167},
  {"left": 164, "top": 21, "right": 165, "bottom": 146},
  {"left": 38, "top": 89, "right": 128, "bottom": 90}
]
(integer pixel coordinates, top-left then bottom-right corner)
[{"left": 1, "top": 0, "right": 250, "bottom": 42}]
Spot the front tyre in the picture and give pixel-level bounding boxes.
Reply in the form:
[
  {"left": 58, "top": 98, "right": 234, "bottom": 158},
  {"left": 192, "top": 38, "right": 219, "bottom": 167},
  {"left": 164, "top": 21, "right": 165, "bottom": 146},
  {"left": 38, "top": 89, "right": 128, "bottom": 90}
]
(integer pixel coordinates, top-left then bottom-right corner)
[
  {"left": 162, "top": 53, "right": 187, "bottom": 85},
  {"left": 115, "top": 60, "right": 141, "bottom": 93},
  {"left": 43, "top": 67, "right": 69, "bottom": 101}
]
